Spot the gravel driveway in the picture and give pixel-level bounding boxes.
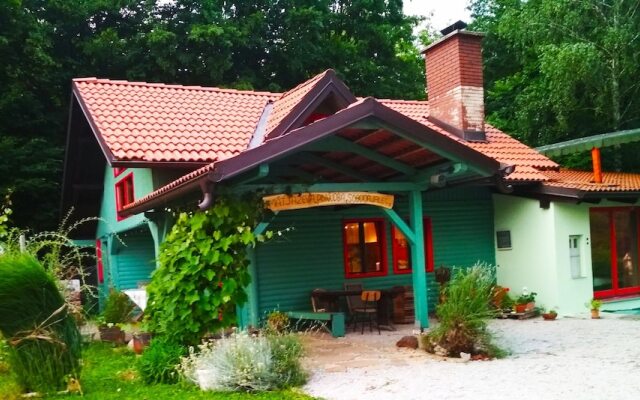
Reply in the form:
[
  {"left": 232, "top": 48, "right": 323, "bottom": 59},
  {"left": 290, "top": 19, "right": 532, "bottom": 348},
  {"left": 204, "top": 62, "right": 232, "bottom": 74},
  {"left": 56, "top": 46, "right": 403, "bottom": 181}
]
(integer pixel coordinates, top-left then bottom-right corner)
[{"left": 302, "top": 314, "right": 640, "bottom": 400}]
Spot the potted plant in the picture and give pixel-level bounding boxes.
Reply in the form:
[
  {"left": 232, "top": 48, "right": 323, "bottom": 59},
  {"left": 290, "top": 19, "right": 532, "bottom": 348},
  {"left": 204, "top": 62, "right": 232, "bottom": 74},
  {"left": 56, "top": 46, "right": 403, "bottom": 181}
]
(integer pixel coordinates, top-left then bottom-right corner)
[
  {"left": 132, "top": 331, "right": 152, "bottom": 354},
  {"left": 588, "top": 298, "right": 602, "bottom": 319},
  {"left": 98, "top": 289, "right": 134, "bottom": 344},
  {"left": 514, "top": 288, "right": 537, "bottom": 313},
  {"left": 541, "top": 307, "right": 558, "bottom": 321}
]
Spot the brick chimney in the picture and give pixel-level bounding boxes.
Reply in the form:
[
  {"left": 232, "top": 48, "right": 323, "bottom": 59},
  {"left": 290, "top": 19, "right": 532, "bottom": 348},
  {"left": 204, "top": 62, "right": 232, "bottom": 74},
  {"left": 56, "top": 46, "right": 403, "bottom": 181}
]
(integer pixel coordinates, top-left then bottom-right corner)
[{"left": 423, "top": 21, "right": 486, "bottom": 141}]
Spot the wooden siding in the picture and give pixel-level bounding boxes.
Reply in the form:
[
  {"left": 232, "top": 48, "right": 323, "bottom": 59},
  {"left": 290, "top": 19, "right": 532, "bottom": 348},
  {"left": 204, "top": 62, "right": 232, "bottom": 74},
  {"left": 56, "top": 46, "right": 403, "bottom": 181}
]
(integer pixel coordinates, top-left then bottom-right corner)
[
  {"left": 112, "top": 229, "right": 156, "bottom": 290},
  {"left": 254, "top": 186, "right": 495, "bottom": 318}
]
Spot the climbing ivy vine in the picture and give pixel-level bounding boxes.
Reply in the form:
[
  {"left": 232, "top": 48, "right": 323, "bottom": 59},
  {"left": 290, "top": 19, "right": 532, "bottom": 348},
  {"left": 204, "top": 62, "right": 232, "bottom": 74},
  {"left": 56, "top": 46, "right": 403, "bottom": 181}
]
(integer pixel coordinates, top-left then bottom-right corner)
[{"left": 145, "top": 196, "right": 272, "bottom": 345}]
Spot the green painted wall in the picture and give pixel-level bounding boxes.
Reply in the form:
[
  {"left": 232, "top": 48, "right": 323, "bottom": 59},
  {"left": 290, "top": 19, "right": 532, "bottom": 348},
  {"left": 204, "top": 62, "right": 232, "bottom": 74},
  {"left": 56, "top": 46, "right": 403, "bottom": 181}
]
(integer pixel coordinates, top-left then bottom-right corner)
[
  {"left": 95, "top": 166, "right": 176, "bottom": 294},
  {"left": 254, "top": 186, "right": 495, "bottom": 318},
  {"left": 111, "top": 228, "right": 156, "bottom": 290}
]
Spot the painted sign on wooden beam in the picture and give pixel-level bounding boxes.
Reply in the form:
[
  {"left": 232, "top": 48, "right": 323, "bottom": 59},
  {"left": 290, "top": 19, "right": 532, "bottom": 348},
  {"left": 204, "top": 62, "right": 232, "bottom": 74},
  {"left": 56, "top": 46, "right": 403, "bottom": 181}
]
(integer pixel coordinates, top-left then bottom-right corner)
[{"left": 263, "top": 192, "right": 394, "bottom": 211}]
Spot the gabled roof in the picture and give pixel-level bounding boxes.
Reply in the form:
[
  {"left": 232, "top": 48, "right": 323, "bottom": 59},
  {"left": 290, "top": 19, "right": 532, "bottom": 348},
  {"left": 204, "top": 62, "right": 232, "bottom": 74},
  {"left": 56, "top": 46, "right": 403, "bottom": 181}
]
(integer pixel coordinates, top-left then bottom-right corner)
[
  {"left": 264, "top": 69, "right": 357, "bottom": 140},
  {"left": 72, "top": 78, "right": 279, "bottom": 164},
  {"left": 122, "top": 97, "right": 504, "bottom": 215}
]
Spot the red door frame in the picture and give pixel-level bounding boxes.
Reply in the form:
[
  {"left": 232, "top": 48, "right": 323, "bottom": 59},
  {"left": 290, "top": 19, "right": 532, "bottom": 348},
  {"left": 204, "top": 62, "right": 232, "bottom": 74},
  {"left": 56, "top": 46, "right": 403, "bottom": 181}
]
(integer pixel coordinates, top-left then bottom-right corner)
[{"left": 592, "top": 207, "right": 640, "bottom": 299}]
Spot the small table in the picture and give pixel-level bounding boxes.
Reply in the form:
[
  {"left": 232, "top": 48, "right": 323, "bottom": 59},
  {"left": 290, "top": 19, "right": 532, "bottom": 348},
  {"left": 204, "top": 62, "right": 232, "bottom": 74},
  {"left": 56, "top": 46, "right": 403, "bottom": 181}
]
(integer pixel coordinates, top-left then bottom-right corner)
[{"left": 311, "top": 287, "right": 404, "bottom": 331}]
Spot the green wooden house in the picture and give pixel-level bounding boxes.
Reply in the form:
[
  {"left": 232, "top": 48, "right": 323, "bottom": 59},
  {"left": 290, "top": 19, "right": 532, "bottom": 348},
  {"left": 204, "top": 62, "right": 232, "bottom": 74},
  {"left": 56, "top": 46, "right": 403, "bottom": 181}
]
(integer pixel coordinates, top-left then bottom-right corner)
[{"left": 62, "top": 25, "right": 640, "bottom": 327}]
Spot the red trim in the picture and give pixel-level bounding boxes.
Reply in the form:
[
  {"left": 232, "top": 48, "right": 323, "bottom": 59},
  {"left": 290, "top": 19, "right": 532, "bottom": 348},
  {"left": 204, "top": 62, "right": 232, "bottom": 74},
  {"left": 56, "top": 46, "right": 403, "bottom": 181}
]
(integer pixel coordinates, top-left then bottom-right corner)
[
  {"left": 592, "top": 207, "right": 640, "bottom": 298},
  {"left": 391, "top": 217, "right": 435, "bottom": 274},
  {"left": 115, "top": 172, "right": 134, "bottom": 221},
  {"left": 342, "top": 218, "right": 388, "bottom": 279},
  {"left": 96, "top": 239, "right": 104, "bottom": 284},
  {"left": 113, "top": 167, "right": 126, "bottom": 177}
]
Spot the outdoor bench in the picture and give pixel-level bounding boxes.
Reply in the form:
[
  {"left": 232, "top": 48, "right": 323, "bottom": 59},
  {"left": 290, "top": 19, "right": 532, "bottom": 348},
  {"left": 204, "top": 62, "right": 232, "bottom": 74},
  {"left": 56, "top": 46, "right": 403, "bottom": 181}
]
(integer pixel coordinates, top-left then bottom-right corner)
[{"left": 285, "top": 311, "right": 345, "bottom": 337}]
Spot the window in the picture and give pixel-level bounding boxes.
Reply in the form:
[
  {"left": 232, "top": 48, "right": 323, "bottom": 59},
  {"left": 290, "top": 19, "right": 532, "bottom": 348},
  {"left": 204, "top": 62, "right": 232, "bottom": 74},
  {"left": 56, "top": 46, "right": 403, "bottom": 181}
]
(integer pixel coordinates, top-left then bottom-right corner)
[
  {"left": 496, "top": 230, "right": 512, "bottom": 250},
  {"left": 391, "top": 218, "right": 434, "bottom": 274},
  {"left": 569, "top": 235, "right": 583, "bottom": 279},
  {"left": 96, "top": 239, "right": 104, "bottom": 284},
  {"left": 114, "top": 173, "right": 134, "bottom": 220},
  {"left": 113, "top": 167, "right": 126, "bottom": 177},
  {"left": 342, "top": 219, "right": 387, "bottom": 278}
]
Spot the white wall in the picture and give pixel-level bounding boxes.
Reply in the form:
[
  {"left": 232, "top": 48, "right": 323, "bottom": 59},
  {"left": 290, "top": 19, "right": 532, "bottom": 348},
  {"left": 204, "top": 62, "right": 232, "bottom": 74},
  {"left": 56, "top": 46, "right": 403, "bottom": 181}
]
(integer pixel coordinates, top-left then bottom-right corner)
[
  {"left": 493, "top": 195, "right": 562, "bottom": 312},
  {"left": 551, "top": 202, "right": 594, "bottom": 314}
]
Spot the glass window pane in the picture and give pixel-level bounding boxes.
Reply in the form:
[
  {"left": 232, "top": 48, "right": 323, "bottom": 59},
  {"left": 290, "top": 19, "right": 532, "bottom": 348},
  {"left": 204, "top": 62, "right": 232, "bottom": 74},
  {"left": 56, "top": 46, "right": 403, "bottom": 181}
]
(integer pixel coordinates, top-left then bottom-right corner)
[
  {"left": 590, "top": 211, "right": 612, "bottom": 291},
  {"left": 614, "top": 210, "right": 640, "bottom": 289},
  {"left": 344, "top": 223, "right": 361, "bottom": 273},
  {"left": 362, "top": 222, "right": 382, "bottom": 273}
]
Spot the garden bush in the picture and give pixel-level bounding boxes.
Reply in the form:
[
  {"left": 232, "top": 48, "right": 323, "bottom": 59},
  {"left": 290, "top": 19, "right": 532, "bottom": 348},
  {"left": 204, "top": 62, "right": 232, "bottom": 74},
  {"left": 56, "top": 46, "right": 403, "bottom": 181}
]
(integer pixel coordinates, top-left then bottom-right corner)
[
  {"left": 423, "top": 263, "right": 504, "bottom": 358},
  {"left": 0, "top": 253, "right": 81, "bottom": 393},
  {"left": 136, "top": 337, "right": 185, "bottom": 384},
  {"left": 101, "top": 289, "right": 134, "bottom": 324},
  {"left": 145, "top": 196, "right": 273, "bottom": 345},
  {"left": 181, "top": 331, "right": 307, "bottom": 392}
]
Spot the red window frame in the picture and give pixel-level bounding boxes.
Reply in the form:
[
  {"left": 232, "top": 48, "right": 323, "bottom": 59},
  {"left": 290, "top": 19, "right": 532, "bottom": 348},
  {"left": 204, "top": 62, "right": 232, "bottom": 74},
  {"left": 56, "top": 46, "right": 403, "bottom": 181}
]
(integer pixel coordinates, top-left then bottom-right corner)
[
  {"left": 591, "top": 207, "right": 640, "bottom": 299},
  {"left": 391, "top": 217, "right": 435, "bottom": 274},
  {"left": 96, "top": 239, "right": 104, "bottom": 284},
  {"left": 342, "top": 218, "right": 388, "bottom": 279},
  {"left": 113, "top": 167, "right": 126, "bottom": 177},
  {"left": 114, "top": 172, "right": 134, "bottom": 221}
]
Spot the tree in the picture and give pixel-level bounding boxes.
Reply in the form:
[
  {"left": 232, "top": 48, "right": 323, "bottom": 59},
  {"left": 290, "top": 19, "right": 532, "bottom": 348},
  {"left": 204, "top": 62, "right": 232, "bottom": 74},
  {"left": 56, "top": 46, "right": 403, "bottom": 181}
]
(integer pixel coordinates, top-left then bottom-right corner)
[
  {"left": 0, "top": 0, "right": 424, "bottom": 231},
  {"left": 470, "top": 0, "right": 640, "bottom": 166}
]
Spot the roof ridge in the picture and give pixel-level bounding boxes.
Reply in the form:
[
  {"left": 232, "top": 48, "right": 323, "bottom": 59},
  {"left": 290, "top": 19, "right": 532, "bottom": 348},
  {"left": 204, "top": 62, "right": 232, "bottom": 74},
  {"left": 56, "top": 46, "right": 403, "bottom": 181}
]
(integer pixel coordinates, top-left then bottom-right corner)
[
  {"left": 276, "top": 70, "right": 331, "bottom": 101},
  {"left": 73, "top": 77, "right": 280, "bottom": 97},
  {"left": 376, "top": 98, "right": 429, "bottom": 104}
]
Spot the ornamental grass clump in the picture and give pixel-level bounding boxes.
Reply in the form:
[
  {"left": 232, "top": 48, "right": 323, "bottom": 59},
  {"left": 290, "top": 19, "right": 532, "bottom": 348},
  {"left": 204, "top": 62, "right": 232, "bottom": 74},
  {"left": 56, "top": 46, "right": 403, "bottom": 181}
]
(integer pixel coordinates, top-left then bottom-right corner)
[
  {"left": 423, "top": 263, "right": 504, "bottom": 358},
  {"left": 136, "top": 337, "right": 185, "bottom": 384},
  {"left": 180, "top": 331, "right": 307, "bottom": 392},
  {"left": 0, "top": 253, "right": 81, "bottom": 393}
]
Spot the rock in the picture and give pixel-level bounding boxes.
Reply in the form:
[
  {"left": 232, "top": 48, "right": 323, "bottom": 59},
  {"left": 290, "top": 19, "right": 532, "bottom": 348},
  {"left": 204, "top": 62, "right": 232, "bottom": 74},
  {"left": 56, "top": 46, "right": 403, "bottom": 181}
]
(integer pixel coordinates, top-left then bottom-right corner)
[{"left": 396, "top": 335, "right": 418, "bottom": 349}]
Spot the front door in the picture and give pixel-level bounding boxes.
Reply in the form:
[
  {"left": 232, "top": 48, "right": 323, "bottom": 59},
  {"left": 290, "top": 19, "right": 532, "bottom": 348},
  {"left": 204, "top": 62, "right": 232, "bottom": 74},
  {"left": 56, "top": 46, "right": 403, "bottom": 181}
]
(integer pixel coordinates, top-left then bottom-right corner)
[{"left": 590, "top": 208, "right": 640, "bottom": 298}]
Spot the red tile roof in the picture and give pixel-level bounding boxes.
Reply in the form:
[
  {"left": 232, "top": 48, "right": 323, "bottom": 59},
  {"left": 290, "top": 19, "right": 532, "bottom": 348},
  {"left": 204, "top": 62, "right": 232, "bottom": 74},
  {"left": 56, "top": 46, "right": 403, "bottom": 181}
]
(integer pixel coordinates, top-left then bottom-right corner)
[
  {"left": 379, "top": 99, "right": 558, "bottom": 181},
  {"left": 542, "top": 169, "right": 640, "bottom": 192},
  {"left": 265, "top": 71, "right": 329, "bottom": 137},
  {"left": 73, "top": 78, "right": 279, "bottom": 163}
]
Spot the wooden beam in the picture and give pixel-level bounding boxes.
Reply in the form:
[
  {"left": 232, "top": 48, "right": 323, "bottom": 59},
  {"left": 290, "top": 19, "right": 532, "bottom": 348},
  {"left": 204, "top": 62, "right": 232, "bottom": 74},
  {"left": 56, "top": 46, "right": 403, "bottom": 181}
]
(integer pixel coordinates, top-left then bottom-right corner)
[
  {"left": 229, "top": 181, "right": 422, "bottom": 194},
  {"left": 381, "top": 208, "right": 415, "bottom": 245},
  {"left": 307, "top": 136, "right": 417, "bottom": 176},
  {"left": 302, "top": 152, "right": 375, "bottom": 181}
]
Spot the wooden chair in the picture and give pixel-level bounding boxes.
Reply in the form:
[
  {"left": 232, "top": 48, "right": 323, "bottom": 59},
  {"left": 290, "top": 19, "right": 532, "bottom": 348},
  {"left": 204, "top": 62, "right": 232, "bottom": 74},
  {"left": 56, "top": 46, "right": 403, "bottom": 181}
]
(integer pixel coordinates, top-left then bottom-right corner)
[
  {"left": 353, "top": 290, "right": 381, "bottom": 334},
  {"left": 311, "top": 288, "right": 329, "bottom": 312},
  {"left": 343, "top": 282, "right": 364, "bottom": 330}
]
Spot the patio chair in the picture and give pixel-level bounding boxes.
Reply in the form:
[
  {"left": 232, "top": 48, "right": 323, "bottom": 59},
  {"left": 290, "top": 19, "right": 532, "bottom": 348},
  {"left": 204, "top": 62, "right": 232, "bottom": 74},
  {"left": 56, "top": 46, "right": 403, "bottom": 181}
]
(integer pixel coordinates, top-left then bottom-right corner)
[
  {"left": 353, "top": 290, "right": 381, "bottom": 334},
  {"left": 343, "top": 282, "right": 364, "bottom": 330},
  {"left": 311, "top": 288, "right": 329, "bottom": 312}
]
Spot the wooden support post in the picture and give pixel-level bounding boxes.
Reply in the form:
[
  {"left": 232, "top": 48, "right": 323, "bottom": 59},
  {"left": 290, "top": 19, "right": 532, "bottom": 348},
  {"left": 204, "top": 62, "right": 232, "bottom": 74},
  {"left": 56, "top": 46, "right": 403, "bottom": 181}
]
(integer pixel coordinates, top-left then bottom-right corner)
[
  {"left": 238, "top": 217, "right": 276, "bottom": 329},
  {"left": 592, "top": 147, "right": 603, "bottom": 184},
  {"left": 409, "top": 190, "right": 429, "bottom": 329}
]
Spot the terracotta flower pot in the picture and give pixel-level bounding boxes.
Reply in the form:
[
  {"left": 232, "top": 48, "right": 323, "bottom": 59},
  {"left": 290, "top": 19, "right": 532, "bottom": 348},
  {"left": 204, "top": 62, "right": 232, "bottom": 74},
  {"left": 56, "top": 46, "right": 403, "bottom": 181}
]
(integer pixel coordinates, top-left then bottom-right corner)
[
  {"left": 515, "top": 304, "right": 527, "bottom": 313},
  {"left": 591, "top": 309, "right": 600, "bottom": 319},
  {"left": 132, "top": 332, "right": 152, "bottom": 354},
  {"left": 542, "top": 312, "right": 557, "bottom": 321}
]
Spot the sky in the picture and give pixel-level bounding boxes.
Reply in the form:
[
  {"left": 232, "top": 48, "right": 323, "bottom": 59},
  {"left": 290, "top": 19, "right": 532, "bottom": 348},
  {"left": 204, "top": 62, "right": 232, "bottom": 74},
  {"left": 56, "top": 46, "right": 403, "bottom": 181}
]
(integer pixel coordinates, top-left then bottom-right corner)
[{"left": 403, "top": 0, "right": 472, "bottom": 32}]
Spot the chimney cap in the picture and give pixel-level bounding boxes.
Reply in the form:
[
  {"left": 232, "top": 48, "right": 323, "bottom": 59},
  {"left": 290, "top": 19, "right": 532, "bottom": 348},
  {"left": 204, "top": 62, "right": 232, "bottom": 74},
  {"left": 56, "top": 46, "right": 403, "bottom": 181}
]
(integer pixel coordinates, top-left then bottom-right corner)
[{"left": 440, "top": 20, "right": 468, "bottom": 36}]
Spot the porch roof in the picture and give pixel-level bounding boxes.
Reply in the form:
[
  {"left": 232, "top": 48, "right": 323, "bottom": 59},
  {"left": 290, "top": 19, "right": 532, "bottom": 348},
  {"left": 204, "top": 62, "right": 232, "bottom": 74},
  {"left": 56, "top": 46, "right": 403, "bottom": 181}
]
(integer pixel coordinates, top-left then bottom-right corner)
[{"left": 121, "top": 97, "right": 506, "bottom": 216}]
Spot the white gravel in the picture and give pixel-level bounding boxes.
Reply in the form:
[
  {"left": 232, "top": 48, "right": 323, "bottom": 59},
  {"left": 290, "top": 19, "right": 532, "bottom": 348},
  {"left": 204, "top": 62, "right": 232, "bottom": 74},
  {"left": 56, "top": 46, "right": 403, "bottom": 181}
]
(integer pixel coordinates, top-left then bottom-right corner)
[{"left": 302, "top": 314, "right": 640, "bottom": 400}]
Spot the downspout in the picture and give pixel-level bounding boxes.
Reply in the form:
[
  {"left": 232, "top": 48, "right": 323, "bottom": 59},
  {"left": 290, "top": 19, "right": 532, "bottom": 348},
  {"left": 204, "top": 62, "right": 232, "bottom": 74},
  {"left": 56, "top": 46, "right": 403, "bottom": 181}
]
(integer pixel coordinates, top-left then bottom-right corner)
[{"left": 198, "top": 179, "right": 215, "bottom": 210}]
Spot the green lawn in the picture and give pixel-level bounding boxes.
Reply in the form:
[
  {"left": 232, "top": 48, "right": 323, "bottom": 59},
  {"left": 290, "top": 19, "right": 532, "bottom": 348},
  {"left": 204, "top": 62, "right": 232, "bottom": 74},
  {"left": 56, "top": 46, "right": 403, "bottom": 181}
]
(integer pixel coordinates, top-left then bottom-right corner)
[{"left": 0, "top": 342, "right": 317, "bottom": 400}]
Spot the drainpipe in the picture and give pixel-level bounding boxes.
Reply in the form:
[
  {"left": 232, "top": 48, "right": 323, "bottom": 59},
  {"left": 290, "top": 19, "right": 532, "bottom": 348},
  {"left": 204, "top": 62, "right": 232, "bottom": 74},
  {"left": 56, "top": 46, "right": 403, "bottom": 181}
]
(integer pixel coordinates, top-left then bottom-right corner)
[
  {"left": 198, "top": 180, "right": 215, "bottom": 210},
  {"left": 591, "top": 147, "right": 603, "bottom": 184}
]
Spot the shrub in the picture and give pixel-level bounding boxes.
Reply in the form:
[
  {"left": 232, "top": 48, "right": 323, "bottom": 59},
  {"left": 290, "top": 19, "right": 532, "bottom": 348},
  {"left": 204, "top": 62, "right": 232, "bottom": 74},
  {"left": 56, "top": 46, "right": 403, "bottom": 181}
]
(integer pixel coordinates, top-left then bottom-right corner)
[
  {"left": 424, "top": 263, "right": 503, "bottom": 358},
  {"left": 145, "top": 196, "right": 271, "bottom": 345},
  {"left": 181, "top": 331, "right": 307, "bottom": 392},
  {"left": 0, "top": 253, "right": 81, "bottom": 393},
  {"left": 101, "top": 289, "right": 134, "bottom": 324},
  {"left": 265, "top": 311, "right": 290, "bottom": 334},
  {"left": 136, "top": 337, "right": 185, "bottom": 384}
]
